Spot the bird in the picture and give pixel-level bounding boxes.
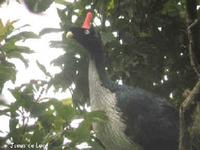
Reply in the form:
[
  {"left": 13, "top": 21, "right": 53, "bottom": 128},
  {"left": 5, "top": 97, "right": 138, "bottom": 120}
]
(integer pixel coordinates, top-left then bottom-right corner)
[{"left": 66, "top": 11, "right": 179, "bottom": 150}]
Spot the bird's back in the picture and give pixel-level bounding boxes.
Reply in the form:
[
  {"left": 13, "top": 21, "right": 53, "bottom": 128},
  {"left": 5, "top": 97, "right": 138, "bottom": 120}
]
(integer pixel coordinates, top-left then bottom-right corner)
[{"left": 113, "top": 85, "right": 179, "bottom": 150}]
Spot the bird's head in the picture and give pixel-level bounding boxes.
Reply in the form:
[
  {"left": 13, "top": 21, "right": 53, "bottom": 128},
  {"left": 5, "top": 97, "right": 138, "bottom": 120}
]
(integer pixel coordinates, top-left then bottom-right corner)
[{"left": 66, "top": 11, "right": 103, "bottom": 55}]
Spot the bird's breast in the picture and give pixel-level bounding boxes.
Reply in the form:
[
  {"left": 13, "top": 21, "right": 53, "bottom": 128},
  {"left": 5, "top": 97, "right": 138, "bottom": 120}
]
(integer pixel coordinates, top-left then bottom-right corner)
[{"left": 88, "top": 59, "right": 139, "bottom": 150}]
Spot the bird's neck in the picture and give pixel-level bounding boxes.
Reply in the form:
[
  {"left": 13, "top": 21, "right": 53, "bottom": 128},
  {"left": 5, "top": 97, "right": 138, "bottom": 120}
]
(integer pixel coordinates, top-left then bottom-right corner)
[
  {"left": 89, "top": 49, "right": 109, "bottom": 86},
  {"left": 88, "top": 54, "right": 135, "bottom": 150},
  {"left": 88, "top": 54, "right": 110, "bottom": 111}
]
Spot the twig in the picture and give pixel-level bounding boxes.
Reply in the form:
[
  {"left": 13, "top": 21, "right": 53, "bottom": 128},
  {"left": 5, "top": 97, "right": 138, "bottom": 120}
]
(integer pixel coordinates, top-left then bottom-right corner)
[
  {"left": 187, "top": 19, "right": 200, "bottom": 78},
  {"left": 187, "top": 19, "right": 198, "bottom": 30},
  {"left": 36, "top": 87, "right": 46, "bottom": 102},
  {"left": 179, "top": 80, "right": 200, "bottom": 150}
]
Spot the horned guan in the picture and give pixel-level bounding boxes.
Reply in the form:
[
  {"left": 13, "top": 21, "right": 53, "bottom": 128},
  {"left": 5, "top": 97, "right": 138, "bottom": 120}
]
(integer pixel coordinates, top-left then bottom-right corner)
[{"left": 66, "top": 11, "right": 179, "bottom": 150}]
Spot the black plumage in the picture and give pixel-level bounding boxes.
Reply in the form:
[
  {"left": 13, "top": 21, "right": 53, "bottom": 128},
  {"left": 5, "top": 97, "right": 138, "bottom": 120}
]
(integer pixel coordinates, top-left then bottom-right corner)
[{"left": 66, "top": 27, "right": 179, "bottom": 150}]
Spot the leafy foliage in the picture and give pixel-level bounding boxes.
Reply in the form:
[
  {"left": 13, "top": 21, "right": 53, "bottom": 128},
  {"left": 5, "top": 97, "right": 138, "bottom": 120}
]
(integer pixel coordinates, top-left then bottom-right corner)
[
  {"left": 0, "top": 6, "right": 106, "bottom": 149},
  {"left": 0, "top": 19, "right": 38, "bottom": 91},
  {"left": 0, "top": 81, "right": 106, "bottom": 149}
]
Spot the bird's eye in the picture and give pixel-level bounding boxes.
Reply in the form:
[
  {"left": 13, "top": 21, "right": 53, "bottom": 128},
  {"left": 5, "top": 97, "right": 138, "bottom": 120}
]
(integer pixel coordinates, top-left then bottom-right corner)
[{"left": 84, "top": 30, "right": 90, "bottom": 35}]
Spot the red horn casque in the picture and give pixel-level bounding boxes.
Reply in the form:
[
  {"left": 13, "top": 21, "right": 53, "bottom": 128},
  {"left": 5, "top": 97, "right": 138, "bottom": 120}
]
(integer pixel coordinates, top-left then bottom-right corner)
[{"left": 82, "top": 11, "right": 93, "bottom": 30}]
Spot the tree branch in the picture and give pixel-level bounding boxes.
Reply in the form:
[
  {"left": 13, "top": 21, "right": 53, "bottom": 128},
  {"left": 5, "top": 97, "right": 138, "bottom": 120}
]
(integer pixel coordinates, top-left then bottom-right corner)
[
  {"left": 186, "top": 0, "right": 200, "bottom": 77},
  {"left": 179, "top": 80, "right": 200, "bottom": 150},
  {"left": 179, "top": 0, "right": 200, "bottom": 150}
]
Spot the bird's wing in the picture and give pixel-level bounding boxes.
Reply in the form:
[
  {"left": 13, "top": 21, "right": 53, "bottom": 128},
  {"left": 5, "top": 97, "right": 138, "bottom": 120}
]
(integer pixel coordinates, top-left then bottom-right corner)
[{"left": 115, "top": 85, "right": 179, "bottom": 149}]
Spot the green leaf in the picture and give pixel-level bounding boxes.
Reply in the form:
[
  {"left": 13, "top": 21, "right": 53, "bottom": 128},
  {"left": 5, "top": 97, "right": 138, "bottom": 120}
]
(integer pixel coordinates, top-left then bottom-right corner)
[
  {"left": 49, "top": 100, "right": 77, "bottom": 122},
  {"left": 0, "top": 63, "right": 16, "bottom": 84},
  {"left": 8, "top": 31, "right": 39, "bottom": 41},
  {"left": 88, "top": 140, "right": 106, "bottom": 150},
  {"left": 107, "top": 0, "right": 115, "bottom": 10},
  {"left": 36, "top": 60, "right": 52, "bottom": 77},
  {"left": 15, "top": 45, "right": 34, "bottom": 54},
  {"left": 39, "top": 28, "right": 62, "bottom": 36},
  {"left": 15, "top": 24, "right": 30, "bottom": 31},
  {"left": 24, "top": 0, "right": 54, "bottom": 13},
  {"left": 61, "top": 98, "right": 73, "bottom": 106},
  {"left": 101, "top": 31, "right": 115, "bottom": 45},
  {"left": 0, "top": 20, "right": 15, "bottom": 42},
  {"left": 9, "top": 118, "right": 18, "bottom": 132},
  {"left": 1, "top": 40, "right": 16, "bottom": 53},
  {"left": 0, "top": 109, "right": 10, "bottom": 116},
  {"left": 11, "top": 85, "right": 35, "bottom": 111},
  {"left": 162, "top": 0, "right": 179, "bottom": 16},
  {"left": 84, "top": 111, "right": 108, "bottom": 123},
  {"left": 3, "top": 42, "right": 33, "bottom": 54},
  {"left": 39, "top": 111, "right": 55, "bottom": 131},
  {"left": 49, "top": 40, "right": 67, "bottom": 49},
  {"left": 67, "top": 120, "right": 91, "bottom": 144},
  {"left": 53, "top": 117, "right": 65, "bottom": 131},
  {"left": 30, "top": 102, "right": 46, "bottom": 117},
  {"left": 0, "top": 20, "right": 6, "bottom": 42},
  {"left": 30, "top": 127, "right": 45, "bottom": 143},
  {"left": 54, "top": 0, "right": 71, "bottom": 6},
  {"left": 6, "top": 51, "right": 29, "bottom": 67}
]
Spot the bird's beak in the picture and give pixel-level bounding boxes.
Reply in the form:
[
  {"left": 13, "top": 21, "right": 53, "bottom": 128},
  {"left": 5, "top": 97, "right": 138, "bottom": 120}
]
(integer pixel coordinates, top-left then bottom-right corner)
[{"left": 66, "top": 31, "right": 73, "bottom": 38}]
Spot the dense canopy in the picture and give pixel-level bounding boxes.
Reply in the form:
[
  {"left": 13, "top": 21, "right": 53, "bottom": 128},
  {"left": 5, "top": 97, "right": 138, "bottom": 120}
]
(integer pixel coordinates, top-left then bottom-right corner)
[{"left": 0, "top": 0, "right": 200, "bottom": 150}]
